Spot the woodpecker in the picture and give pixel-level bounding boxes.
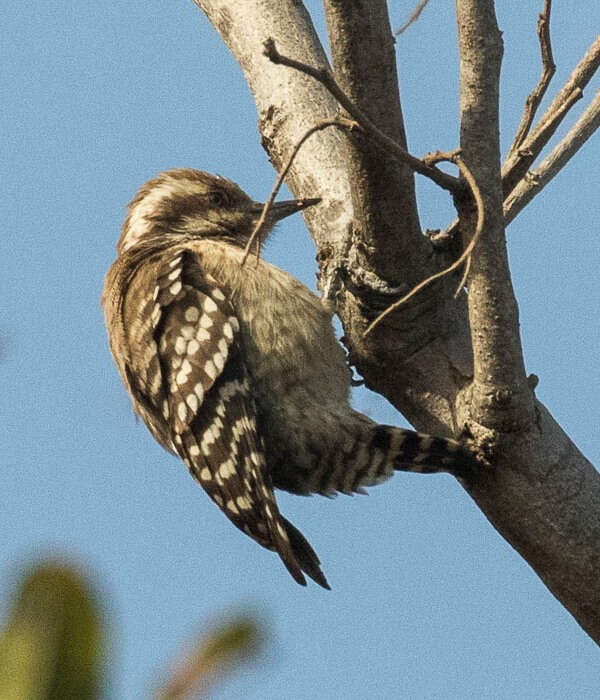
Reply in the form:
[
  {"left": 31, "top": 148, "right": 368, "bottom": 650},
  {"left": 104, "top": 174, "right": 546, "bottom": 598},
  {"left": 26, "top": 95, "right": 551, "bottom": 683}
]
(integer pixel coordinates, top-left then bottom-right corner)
[{"left": 103, "top": 168, "right": 478, "bottom": 589}]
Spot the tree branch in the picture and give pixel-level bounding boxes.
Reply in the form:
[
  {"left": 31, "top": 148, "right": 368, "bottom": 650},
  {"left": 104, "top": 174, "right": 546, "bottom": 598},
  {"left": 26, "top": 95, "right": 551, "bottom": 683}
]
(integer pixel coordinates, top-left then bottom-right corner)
[
  {"left": 536, "top": 34, "right": 600, "bottom": 125},
  {"left": 455, "top": 3, "right": 600, "bottom": 643},
  {"left": 316, "top": 0, "right": 478, "bottom": 410},
  {"left": 505, "top": 89, "right": 600, "bottom": 225},
  {"left": 502, "top": 34, "right": 600, "bottom": 197},
  {"left": 321, "top": 0, "right": 426, "bottom": 288},
  {"left": 508, "top": 0, "right": 555, "bottom": 156},
  {"left": 457, "top": 0, "right": 534, "bottom": 431}
]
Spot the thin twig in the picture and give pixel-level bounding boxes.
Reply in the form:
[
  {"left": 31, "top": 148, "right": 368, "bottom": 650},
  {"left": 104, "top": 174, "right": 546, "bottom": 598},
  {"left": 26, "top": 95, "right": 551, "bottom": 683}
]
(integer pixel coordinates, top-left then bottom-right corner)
[
  {"left": 504, "top": 89, "right": 600, "bottom": 226},
  {"left": 508, "top": 0, "right": 555, "bottom": 155},
  {"left": 241, "top": 117, "right": 357, "bottom": 265},
  {"left": 394, "top": 0, "right": 430, "bottom": 36},
  {"left": 503, "top": 87, "right": 582, "bottom": 196},
  {"left": 363, "top": 151, "right": 485, "bottom": 337},
  {"left": 263, "top": 38, "right": 464, "bottom": 196},
  {"left": 502, "top": 34, "right": 600, "bottom": 196},
  {"left": 537, "top": 34, "right": 600, "bottom": 126}
]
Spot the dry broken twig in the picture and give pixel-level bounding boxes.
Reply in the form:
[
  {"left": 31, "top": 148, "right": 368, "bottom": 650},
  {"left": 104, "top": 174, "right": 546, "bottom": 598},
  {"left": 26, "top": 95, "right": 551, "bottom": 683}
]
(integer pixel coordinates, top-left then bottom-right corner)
[
  {"left": 242, "top": 117, "right": 357, "bottom": 265},
  {"left": 508, "top": 0, "right": 555, "bottom": 156},
  {"left": 363, "top": 150, "right": 485, "bottom": 337},
  {"left": 263, "top": 38, "right": 464, "bottom": 196}
]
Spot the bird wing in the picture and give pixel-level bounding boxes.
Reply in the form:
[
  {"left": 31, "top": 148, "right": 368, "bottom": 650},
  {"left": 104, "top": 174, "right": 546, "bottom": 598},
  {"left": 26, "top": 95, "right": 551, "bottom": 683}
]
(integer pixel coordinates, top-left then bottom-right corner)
[{"left": 125, "top": 247, "right": 328, "bottom": 588}]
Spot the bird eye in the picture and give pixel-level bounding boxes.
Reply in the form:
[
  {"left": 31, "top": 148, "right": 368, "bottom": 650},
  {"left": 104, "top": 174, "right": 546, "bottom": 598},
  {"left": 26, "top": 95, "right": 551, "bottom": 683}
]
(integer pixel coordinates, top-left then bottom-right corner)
[{"left": 209, "top": 190, "right": 228, "bottom": 207}]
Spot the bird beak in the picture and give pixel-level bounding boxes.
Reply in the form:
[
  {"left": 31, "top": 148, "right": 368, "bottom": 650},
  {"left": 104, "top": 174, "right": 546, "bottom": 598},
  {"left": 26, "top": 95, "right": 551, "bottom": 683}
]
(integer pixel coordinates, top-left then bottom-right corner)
[{"left": 254, "top": 197, "right": 321, "bottom": 224}]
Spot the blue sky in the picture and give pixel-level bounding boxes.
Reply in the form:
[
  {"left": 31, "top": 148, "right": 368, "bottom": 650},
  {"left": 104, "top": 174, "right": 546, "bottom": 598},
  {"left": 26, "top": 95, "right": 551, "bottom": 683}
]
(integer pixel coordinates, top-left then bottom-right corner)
[{"left": 1, "top": 2, "right": 599, "bottom": 698}]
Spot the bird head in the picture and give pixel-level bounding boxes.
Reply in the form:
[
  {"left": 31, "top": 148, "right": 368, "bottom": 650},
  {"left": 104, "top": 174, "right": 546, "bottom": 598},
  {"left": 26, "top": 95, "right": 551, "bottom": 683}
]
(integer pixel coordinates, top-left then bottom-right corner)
[{"left": 118, "top": 168, "right": 320, "bottom": 253}]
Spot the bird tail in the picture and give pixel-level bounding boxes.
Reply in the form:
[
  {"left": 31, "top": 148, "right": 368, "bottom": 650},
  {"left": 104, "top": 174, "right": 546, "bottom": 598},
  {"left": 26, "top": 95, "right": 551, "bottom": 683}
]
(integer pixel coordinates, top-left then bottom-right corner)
[
  {"left": 311, "top": 419, "right": 480, "bottom": 496},
  {"left": 280, "top": 517, "right": 330, "bottom": 590},
  {"left": 369, "top": 425, "right": 478, "bottom": 481},
  {"left": 267, "top": 423, "right": 478, "bottom": 588}
]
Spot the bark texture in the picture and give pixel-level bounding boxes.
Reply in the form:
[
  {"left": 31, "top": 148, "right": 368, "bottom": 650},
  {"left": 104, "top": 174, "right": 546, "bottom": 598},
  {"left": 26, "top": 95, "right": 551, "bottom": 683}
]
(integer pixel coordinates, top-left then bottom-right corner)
[{"left": 194, "top": 0, "right": 600, "bottom": 643}]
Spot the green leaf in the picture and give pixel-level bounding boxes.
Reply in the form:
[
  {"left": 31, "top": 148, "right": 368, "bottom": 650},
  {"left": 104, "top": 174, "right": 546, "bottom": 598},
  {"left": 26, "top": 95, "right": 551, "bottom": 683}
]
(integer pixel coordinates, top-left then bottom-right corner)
[{"left": 0, "top": 561, "right": 105, "bottom": 700}]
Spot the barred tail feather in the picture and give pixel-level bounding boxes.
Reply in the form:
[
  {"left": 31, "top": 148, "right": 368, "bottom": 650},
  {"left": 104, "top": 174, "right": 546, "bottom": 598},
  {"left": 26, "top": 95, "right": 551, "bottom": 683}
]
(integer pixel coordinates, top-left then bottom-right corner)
[
  {"left": 370, "top": 425, "right": 478, "bottom": 482},
  {"left": 313, "top": 421, "right": 479, "bottom": 496}
]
